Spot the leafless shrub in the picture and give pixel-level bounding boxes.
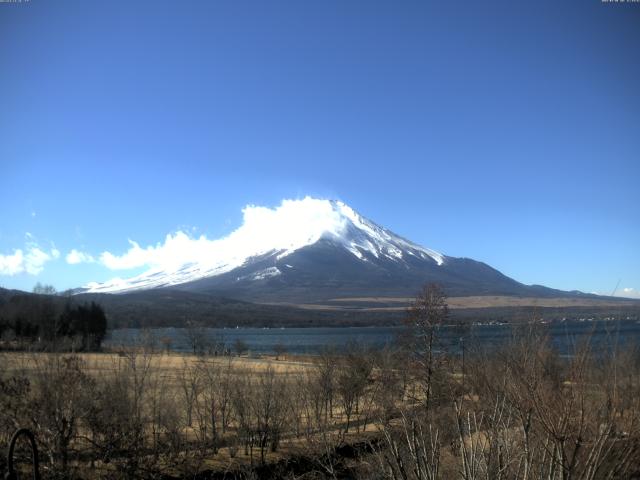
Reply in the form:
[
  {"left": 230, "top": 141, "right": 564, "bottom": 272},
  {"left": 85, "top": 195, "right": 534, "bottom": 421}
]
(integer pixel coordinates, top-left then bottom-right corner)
[{"left": 28, "top": 355, "right": 91, "bottom": 477}]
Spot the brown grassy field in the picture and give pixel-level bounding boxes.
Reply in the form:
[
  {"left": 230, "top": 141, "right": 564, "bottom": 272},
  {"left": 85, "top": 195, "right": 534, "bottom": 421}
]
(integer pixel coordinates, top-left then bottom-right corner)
[
  {"left": 1, "top": 350, "right": 316, "bottom": 376},
  {"left": 272, "top": 295, "right": 640, "bottom": 311},
  {"left": 3, "top": 315, "right": 640, "bottom": 479},
  {"left": 0, "top": 349, "right": 383, "bottom": 477}
]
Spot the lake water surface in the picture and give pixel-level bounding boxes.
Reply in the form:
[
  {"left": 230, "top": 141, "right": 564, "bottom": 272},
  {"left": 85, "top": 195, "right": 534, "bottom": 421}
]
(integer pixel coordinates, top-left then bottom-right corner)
[{"left": 105, "top": 320, "right": 640, "bottom": 356}]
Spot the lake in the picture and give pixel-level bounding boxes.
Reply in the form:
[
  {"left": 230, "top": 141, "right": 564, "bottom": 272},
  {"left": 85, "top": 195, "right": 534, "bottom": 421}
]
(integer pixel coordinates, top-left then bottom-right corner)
[{"left": 104, "top": 319, "right": 640, "bottom": 356}]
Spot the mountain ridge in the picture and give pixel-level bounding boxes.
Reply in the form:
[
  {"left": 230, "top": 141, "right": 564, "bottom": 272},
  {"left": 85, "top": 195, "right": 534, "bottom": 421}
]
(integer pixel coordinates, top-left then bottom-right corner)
[
  {"left": 79, "top": 198, "right": 446, "bottom": 294},
  {"left": 74, "top": 198, "right": 621, "bottom": 304}
]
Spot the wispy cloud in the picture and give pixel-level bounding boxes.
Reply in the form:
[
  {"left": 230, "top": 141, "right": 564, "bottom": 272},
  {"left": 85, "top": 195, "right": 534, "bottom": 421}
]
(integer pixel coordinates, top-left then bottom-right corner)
[
  {"left": 619, "top": 287, "right": 640, "bottom": 299},
  {"left": 0, "top": 241, "right": 59, "bottom": 276},
  {"left": 66, "top": 249, "right": 95, "bottom": 265},
  {"left": 99, "top": 233, "right": 216, "bottom": 270},
  {"left": 97, "top": 197, "right": 347, "bottom": 272}
]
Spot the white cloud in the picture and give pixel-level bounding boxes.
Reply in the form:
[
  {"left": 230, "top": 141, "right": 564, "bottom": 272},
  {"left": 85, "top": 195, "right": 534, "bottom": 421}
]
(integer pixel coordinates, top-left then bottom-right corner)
[
  {"left": 100, "top": 239, "right": 165, "bottom": 270},
  {"left": 619, "top": 287, "right": 640, "bottom": 299},
  {"left": 0, "top": 250, "right": 25, "bottom": 276},
  {"left": 24, "top": 246, "right": 55, "bottom": 275},
  {"left": 0, "top": 243, "right": 58, "bottom": 276},
  {"left": 66, "top": 249, "right": 95, "bottom": 265},
  {"left": 98, "top": 197, "right": 347, "bottom": 272}
]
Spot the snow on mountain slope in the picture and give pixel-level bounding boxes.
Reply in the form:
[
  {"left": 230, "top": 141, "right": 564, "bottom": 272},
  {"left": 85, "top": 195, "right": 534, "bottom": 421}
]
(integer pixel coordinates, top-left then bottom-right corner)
[{"left": 81, "top": 198, "right": 444, "bottom": 294}]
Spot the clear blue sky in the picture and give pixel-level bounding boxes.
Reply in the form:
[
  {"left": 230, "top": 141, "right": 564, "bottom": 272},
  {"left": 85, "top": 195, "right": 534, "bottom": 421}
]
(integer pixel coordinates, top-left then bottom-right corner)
[{"left": 1, "top": 0, "right": 638, "bottom": 296}]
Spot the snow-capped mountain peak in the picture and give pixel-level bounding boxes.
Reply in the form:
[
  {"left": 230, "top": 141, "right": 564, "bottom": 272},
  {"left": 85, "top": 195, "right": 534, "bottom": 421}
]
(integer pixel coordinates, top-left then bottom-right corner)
[
  {"left": 330, "top": 200, "right": 444, "bottom": 265},
  {"left": 81, "top": 197, "right": 444, "bottom": 294}
]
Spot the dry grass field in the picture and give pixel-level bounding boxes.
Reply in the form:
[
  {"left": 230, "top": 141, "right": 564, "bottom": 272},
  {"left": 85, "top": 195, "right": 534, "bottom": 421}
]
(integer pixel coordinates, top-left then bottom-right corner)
[
  {"left": 290, "top": 295, "right": 640, "bottom": 311},
  {"left": 3, "top": 314, "right": 640, "bottom": 479},
  {"left": 1, "top": 350, "right": 316, "bottom": 377},
  {"left": 0, "top": 349, "right": 385, "bottom": 478}
]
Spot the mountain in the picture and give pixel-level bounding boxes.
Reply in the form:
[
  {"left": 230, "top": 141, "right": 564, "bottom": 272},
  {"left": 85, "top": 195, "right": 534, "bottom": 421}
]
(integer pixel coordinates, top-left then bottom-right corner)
[{"left": 78, "top": 198, "right": 601, "bottom": 303}]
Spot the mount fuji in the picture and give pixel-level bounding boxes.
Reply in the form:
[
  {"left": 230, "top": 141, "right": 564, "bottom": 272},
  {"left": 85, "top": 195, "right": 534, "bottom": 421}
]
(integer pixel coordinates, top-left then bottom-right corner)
[{"left": 77, "top": 198, "right": 587, "bottom": 303}]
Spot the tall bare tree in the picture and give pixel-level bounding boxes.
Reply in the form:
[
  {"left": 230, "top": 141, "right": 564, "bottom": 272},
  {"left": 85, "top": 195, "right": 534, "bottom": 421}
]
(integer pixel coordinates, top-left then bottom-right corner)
[{"left": 406, "top": 283, "right": 448, "bottom": 412}]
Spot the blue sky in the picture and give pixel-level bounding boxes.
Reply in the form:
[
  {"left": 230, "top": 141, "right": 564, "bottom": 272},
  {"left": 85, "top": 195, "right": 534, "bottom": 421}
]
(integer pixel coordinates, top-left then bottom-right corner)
[{"left": 1, "top": 0, "right": 638, "bottom": 297}]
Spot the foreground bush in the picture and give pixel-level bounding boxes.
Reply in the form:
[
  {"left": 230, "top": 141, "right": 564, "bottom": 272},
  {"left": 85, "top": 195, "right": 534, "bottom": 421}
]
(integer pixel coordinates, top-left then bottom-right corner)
[{"left": 1, "top": 322, "right": 639, "bottom": 479}]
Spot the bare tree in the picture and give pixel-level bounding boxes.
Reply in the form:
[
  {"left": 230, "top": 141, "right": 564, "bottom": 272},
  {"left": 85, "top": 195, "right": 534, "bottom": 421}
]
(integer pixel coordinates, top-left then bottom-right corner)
[
  {"left": 234, "top": 338, "right": 249, "bottom": 357},
  {"left": 178, "top": 359, "right": 201, "bottom": 428},
  {"left": 336, "top": 342, "right": 372, "bottom": 434},
  {"left": 406, "top": 283, "right": 448, "bottom": 412},
  {"left": 251, "top": 366, "right": 289, "bottom": 464},
  {"left": 231, "top": 374, "right": 255, "bottom": 463},
  {"left": 184, "top": 321, "right": 207, "bottom": 355},
  {"left": 32, "top": 283, "right": 57, "bottom": 295},
  {"left": 317, "top": 347, "right": 337, "bottom": 423},
  {"left": 194, "top": 356, "right": 235, "bottom": 453},
  {"left": 274, "top": 342, "right": 287, "bottom": 361},
  {"left": 29, "top": 355, "right": 91, "bottom": 475},
  {"left": 375, "top": 409, "right": 442, "bottom": 480}
]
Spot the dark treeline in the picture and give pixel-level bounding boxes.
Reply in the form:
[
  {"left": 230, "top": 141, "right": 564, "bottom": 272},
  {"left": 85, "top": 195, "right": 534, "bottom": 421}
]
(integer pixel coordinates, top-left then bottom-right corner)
[
  {"left": 2, "top": 286, "right": 638, "bottom": 331},
  {"left": 0, "top": 285, "right": 107, "bottom": 351},
  {"left": 74, "top": 289, "right": 640, "bottom": 329}
]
